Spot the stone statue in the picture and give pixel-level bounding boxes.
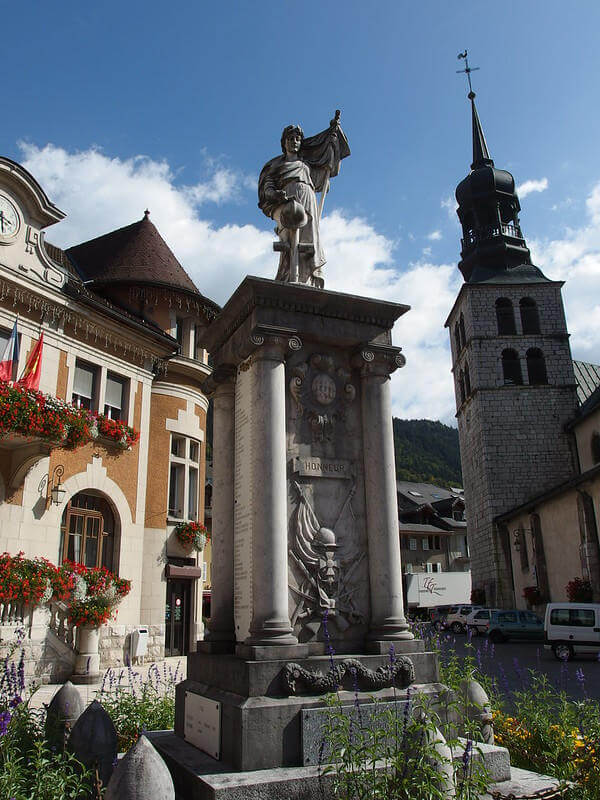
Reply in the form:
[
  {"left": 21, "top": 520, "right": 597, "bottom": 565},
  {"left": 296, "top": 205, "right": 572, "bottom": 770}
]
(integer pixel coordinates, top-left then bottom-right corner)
[{"left": 258, "top": 111, "right": 350, "bottom": 288}]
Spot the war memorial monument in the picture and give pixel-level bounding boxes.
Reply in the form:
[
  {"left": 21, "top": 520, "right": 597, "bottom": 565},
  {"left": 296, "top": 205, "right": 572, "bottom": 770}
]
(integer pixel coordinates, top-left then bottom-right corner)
[{"left": 149, "top": 112, "right": 532, "bottom": 799}]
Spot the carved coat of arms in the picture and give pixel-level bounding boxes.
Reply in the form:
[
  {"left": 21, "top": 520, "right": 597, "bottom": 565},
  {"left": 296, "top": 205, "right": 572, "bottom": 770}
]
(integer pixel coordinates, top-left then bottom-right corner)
[{"left": 289, "top": 353, "right": 356, "bottom": 442}]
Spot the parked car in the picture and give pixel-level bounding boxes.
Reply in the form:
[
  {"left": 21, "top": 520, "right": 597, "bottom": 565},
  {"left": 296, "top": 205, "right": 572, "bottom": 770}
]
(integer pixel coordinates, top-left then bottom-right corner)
[
  {"left": 429, "top": 605, "right": 453, "bottom": 630},
  {"left": 442, "top": 605, "right": 483, "bottom": 634},
  {"left": 465, "top": 608, "right": 501, "bottom": 636},
  {"left": 486, "top": 609, "right": 544, "bottom": 643},
  {"left": 544, "top": 603, "right": 600, "bottom": 661}
]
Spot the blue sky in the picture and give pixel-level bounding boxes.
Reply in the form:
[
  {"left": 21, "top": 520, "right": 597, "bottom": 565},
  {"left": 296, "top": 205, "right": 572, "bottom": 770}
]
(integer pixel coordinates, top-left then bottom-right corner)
[{"left": 2, "top": 2, "right": 600, "bottom": 422}]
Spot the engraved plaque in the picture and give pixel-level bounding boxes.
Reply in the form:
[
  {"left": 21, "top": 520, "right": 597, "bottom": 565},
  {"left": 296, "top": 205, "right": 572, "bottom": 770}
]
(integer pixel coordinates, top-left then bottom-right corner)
[
  {"left": 234, "top": 364, "right": 253, "bottom": 642},
  {"left": 184, "top": 691, "right": 221, "bottom": 759},
  {"left": 294, "top": 456, "right": 352, "bottom": 479}
]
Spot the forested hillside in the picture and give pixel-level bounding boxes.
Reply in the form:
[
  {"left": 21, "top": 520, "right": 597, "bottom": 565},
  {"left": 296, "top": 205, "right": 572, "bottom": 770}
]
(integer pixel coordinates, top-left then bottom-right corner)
[{"left": 393, "top": 418, "right": 462, "bottom": 488}]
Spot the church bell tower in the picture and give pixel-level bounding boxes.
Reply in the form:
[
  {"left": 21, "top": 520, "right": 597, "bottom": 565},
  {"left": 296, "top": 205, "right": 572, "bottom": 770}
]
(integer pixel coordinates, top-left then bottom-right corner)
[{"left": 445, "top": 90, "right": 579, "bottom": 607}]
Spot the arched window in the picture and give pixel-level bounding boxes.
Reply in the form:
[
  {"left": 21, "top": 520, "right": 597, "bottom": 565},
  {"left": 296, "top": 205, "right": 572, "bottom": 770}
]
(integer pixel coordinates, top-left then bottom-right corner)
[
  {"left": 526, "top": 348, "right": 548, "bottom": 385},
  {"left": 496, "top": 298, "right": 516, "bottom": 335},
  {"left": 502, "top": 349, "right": 522, "bottom": 385},
  {"left": 454, "top": 322, "right": 461, "bottom": 355},
  {"left": 464, "top": 362, "right": 471, "bottom": 396},
  {"left": 458, "top": 370, "right": 465, "bottom": 404},
  {"left": 59, "top": 491, "right": 117, "bottom": 571},
  {"left": 459, "top": 313, "right": 466, "bottom": 348},
  {"left": 520, "top": 298, "right": 540, "bottom": 334},
  {"left": 592, "top": 432, "right": 600, "bottom": 465}
]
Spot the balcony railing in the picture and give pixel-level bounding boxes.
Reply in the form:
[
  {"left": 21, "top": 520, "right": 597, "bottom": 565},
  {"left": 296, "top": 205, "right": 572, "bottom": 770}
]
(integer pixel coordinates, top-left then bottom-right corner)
[{"left": 462, "top": 222, "right": 524, "bottom": 250}]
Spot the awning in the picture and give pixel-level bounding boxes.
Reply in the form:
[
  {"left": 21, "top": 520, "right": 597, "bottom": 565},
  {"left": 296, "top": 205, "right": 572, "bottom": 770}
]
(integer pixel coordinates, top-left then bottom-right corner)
[{"left": 165, "top": 564, "right": 203, "bottom": 579}]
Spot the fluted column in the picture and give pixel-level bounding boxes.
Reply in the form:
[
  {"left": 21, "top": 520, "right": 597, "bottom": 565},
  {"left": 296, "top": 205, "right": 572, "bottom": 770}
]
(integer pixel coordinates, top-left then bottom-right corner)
[
  {"left": 359, "top": 347, "right": 413, "bottom": 641},
  {"left": 205, "top": 370, "right": 236, "bottom": 647},
  {"left": 246, "top": 335, "right": 297, "bottom": 646}
]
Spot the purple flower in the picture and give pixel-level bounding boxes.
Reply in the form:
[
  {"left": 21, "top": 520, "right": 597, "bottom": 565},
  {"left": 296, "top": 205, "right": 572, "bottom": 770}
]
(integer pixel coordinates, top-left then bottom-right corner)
[
  {"left": 462, "top": 739, "right": 473, "bottom": 770},
  {"left": 0, "top": 709, "right": 11, "bottom": 736},
  {"left": 9, "top": 696, "right": 21, "bottom": 709},
  {"left": 389, "top": 643, "right": 396, "bottom": 665},
  {"left": 575, "top": 667, "right": 586, "bottom": 697},
  {"left": 322, "top": 609, "right": 335, "bottom": 670}
]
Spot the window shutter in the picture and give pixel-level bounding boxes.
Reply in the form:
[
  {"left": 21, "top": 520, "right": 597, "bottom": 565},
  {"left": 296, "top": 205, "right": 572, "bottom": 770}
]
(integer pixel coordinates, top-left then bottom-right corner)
[
  {"left": 105, "top": 374, "right": 124, "bottom": 409},
  {"left": 74, "top": 362, "right": 95, "bottom": 399}
]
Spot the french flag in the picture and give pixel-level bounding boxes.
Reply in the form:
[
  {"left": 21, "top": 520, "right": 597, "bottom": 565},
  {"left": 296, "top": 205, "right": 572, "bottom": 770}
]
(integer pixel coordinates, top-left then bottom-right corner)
[{"left": 0, "top": 319, "right": 19, "bottom": 382}]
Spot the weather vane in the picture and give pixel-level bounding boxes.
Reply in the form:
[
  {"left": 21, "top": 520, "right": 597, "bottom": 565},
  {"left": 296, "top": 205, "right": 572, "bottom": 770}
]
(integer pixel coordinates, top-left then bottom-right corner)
[{"left": 456, "top": 50, "right": 480, "bottom": 97}]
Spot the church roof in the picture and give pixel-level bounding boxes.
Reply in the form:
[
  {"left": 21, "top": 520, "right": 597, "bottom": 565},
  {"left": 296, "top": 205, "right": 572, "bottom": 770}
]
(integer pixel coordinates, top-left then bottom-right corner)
[
  {"left": 467, "top": 263, "right": 551, "bottom": 285},
  {"left": 65, "top": 213, "right": 200, "bottom": 294},
  {"left": 573, "top": 360, "right": 600, "bottom": 405}
]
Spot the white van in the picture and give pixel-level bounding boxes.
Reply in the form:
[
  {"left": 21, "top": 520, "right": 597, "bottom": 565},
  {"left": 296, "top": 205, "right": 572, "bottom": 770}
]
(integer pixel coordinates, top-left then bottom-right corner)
[{"left": 544, "top": 603, "right": 600, "bottom": 661}]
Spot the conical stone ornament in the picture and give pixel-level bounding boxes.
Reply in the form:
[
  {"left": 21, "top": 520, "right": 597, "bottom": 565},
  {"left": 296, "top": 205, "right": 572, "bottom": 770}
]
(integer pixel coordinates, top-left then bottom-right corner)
[
  {"left": 105, "top": 735, "right": 175, "bottom": 800},
  {"left": 68, "top": 699, "right": 118, "bottom": 789},
  {"left": 45, "top": 681, "right": 85, "bottom": 750}
]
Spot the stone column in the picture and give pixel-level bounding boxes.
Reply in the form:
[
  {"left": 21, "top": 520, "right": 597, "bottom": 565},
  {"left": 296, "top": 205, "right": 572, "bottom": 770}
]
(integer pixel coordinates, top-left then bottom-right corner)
[
  {"left": 359, "top": 348, "right": 413, "bottom": 642},
  {"left": 204, "top": 370, "right": 236, "bottom": 650},
  {"left": 246, "top": 335, "right": 297, "bottom": 646}
]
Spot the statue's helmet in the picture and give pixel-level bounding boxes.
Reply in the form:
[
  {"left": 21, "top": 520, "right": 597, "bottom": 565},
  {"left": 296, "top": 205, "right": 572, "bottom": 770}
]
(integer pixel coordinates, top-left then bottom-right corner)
[{"left": 315, "top": 527, "right": 338, "bottom": 549}]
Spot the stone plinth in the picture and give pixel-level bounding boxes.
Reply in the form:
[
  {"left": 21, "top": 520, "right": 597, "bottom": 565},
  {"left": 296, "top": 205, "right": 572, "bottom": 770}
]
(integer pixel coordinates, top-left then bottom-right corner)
[
  {"left": 201, "top": 277, "right": 413, "bottom": 655},
  {"left": 176, "top": 648, "right": 438, "bottom": 771}
]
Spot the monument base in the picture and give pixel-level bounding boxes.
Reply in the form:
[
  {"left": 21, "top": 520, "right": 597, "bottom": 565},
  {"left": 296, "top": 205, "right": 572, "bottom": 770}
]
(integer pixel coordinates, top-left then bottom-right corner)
[
  {"left": 149, "top": 729, "right": 561, "bottom": 800},
  {"left": 173, "top": 647, "right": 438, "bottom": 772}
]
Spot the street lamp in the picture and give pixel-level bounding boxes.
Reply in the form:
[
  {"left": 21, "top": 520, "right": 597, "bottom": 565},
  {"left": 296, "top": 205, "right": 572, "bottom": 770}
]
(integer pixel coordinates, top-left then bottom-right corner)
[{"left": 49, "top": 464, "right": 65, "bottom": 505}]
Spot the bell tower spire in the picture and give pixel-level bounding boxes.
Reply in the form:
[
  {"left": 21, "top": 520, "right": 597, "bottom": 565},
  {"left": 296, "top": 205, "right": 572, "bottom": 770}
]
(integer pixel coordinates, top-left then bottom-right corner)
[{"left": 469, "top": 91, "right": 493, "bottom": 169}]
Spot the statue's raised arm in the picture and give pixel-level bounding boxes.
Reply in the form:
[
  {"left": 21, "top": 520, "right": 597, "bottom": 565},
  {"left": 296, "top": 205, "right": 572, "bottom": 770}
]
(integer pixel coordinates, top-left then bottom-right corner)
[{"left": 258, "top": 112, "right": 350, "bottom": 288}]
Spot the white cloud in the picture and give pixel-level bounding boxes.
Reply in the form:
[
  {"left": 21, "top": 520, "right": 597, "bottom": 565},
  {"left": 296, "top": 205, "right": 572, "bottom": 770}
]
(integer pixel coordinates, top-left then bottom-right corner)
[
  {"left": 517, "top": 178, "right": 549, "bottom": 199},
  {"left": 441, "top": 194, "right": 458, "bottom": 219},
  {"left": 19, "top": 142, "right": 464, "bottom": 421},
  {"left": 530, "top": 181, "right": 600, "bottom": 364},
  {"left": 427, "top": 230, "right": 442, "bottom": 241}
]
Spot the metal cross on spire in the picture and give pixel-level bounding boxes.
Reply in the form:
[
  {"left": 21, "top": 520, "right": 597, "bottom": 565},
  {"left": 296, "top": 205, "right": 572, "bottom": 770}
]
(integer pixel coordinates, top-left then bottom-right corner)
[{"left": 456, "top": 50, "right": 480, "bottom": 97}]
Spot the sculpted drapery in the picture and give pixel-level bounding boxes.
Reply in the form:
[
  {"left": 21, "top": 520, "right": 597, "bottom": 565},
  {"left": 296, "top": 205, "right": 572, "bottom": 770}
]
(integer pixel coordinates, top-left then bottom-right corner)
[{"left": 258, "top": 119, "right": 350, "bottom": 287}]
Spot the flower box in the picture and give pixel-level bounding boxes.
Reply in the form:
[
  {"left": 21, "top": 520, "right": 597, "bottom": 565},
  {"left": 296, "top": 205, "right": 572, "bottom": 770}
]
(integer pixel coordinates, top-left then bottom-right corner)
[{"left": 174, "top": 521, "right": 210, "bottom": 552}]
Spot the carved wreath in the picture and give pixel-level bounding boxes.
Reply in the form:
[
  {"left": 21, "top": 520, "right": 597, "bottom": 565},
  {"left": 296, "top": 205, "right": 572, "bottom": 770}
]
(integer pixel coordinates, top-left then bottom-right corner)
[{"left": 282, "top": 657, "right": 415, "bottom": 696}]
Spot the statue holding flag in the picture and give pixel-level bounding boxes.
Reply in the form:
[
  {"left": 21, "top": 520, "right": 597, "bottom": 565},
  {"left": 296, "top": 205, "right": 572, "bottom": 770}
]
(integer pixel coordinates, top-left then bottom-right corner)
[{"left": 258, "top": 111, "right": 350, "bottom": 288}]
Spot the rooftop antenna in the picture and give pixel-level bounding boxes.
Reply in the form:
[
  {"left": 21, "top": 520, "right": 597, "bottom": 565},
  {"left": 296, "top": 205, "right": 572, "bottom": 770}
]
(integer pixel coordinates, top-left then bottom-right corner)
[{"left": 456, "top": 50, "right": 480, "bottom": 98}]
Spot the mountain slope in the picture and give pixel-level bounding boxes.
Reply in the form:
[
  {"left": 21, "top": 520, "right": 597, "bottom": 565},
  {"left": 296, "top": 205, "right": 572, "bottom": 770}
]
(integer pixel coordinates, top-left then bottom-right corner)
[{"left": 392, "top": 418, "right": 462, "bottom": 488}]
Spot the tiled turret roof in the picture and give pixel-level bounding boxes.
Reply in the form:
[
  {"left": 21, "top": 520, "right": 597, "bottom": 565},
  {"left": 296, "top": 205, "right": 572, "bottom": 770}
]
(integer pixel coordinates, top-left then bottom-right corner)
[{"left": 65, "top": 213, "right": 199, "bottom": 294}]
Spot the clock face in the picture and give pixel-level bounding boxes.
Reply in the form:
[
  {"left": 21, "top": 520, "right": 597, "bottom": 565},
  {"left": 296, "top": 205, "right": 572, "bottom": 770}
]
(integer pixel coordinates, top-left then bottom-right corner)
[{"left": 0, "top": 195, "right": 20, "bottom": 240}]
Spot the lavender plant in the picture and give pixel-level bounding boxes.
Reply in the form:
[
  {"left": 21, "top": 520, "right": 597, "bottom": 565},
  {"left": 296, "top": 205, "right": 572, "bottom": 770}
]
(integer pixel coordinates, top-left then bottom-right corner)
[
  {"left": 0, "top": 630, "right": 94, "bottom": 799},
  {"left": 96, "top": 660, "right": 180, "bottom": 751},
  {"left": 318, "top": 620, "right": 489, "bottom": 799}
]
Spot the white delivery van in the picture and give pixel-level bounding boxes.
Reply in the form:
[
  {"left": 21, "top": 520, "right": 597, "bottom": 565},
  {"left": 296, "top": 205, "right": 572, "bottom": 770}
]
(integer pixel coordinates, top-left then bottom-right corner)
[{"left": 544, "top": 603, "right": 600, "bottom": 661}]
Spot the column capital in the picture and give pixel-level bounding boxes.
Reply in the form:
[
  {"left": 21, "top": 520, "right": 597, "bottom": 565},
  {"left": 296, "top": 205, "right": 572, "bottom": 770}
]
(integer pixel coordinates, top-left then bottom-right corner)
[
  {"left": 237, "top": 324, "right": 302, "bottom": 364},
  {"left": 353, "top": 344, "right": 406, "bottom": 377}
]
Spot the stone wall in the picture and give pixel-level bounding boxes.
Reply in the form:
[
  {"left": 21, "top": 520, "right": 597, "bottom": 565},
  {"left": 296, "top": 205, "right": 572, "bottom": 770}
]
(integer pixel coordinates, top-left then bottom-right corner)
[
  {"left": 0, "top": 620, "right": 75, "bottom": 685},
  {"left": 99, "top": 623, "right": 165, "bottom": 669}
]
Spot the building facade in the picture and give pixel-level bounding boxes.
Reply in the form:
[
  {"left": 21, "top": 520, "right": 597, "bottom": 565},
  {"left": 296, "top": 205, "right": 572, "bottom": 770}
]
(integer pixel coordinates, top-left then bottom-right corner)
[
  {"left": 397, "top": 480, "right": 469, "bottom": 575},
  {"left": 0, "top": 156, "right": 218, "bottom": 680},
  {"left": 498, "top": 384, "right": 600, "bottom": 610},
  {"left": 445, "top": 95, "right": 580, "bottom": 607}
]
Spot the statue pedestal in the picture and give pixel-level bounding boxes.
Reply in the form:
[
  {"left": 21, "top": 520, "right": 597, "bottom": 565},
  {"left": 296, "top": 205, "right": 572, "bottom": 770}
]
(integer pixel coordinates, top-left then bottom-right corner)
[{"left": 159, "top": 277, "right": 443, "bottom": 792}]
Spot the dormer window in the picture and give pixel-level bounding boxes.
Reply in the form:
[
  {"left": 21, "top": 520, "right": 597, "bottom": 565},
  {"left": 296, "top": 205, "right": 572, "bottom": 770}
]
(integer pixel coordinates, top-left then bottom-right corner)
[{"left": 592, "top": 432, "right": 600, "bottom": 465}]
